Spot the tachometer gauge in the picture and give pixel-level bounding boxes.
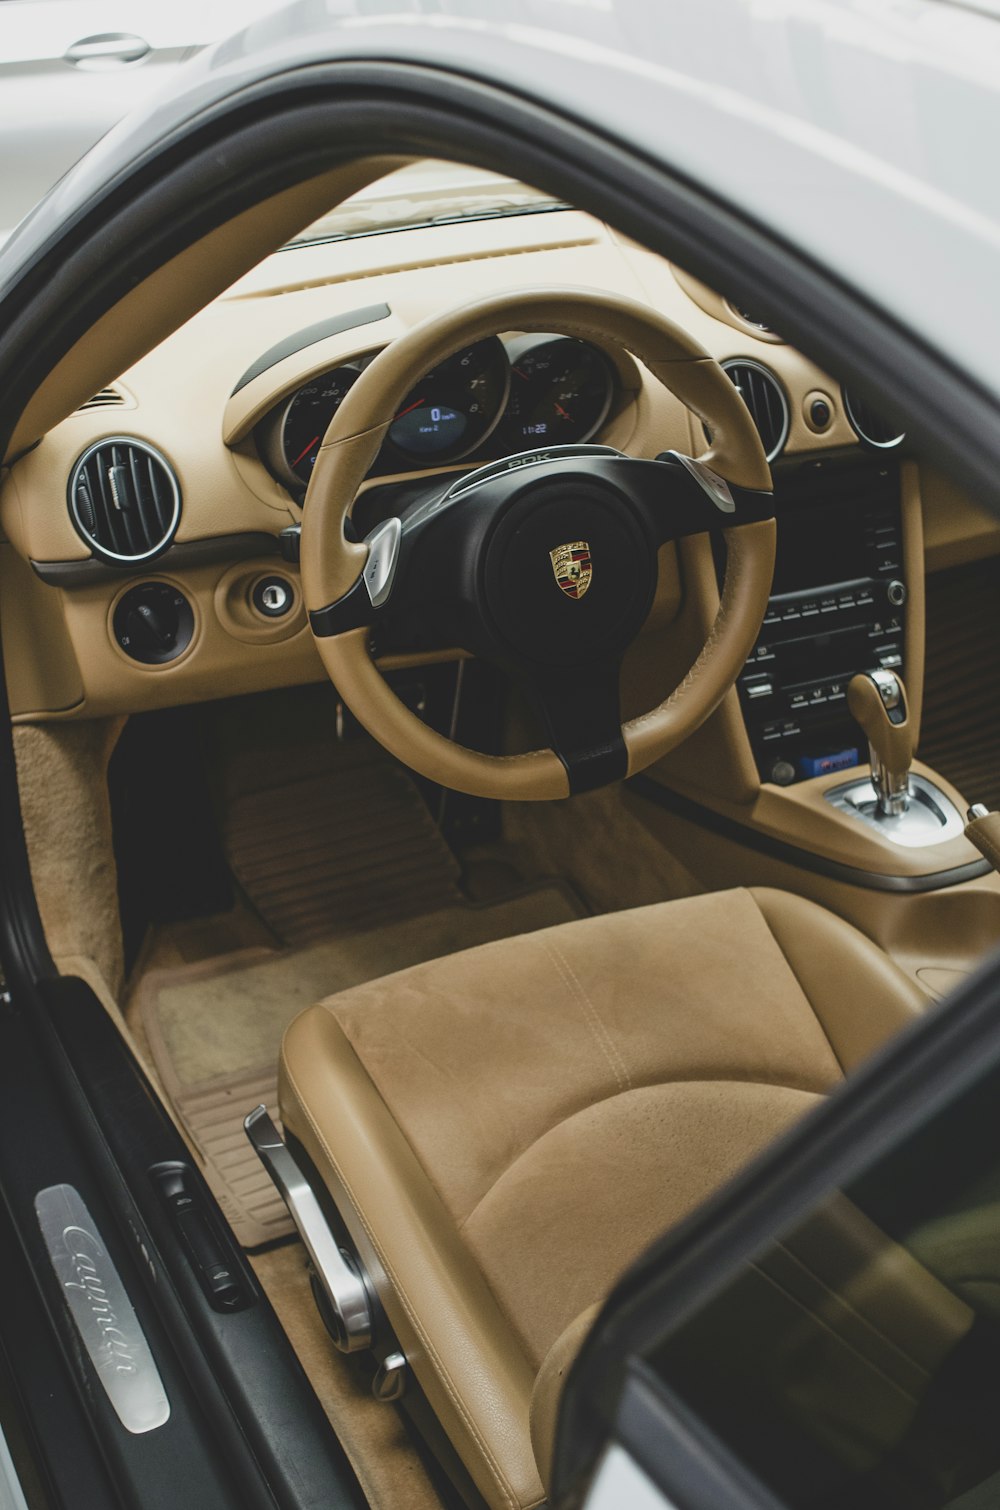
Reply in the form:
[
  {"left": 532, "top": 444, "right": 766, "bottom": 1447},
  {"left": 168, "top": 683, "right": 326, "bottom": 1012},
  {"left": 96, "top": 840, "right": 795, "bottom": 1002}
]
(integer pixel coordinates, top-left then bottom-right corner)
[
  {"left": 281, "top": 365, "right": 361, "bottom": 484},
  {"left": 505, "top": 336, "right": 614, "bottom": 448},
  {"left": 386, "top": 337, "right": 509, "bottom": 464}
]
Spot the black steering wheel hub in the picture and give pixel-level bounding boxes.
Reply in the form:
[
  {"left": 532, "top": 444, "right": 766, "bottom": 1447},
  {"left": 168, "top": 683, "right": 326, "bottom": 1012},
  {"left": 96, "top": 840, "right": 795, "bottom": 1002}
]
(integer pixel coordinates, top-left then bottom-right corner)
[
  {"left": 480, "top": 476, "right": 657, "bottom": 669},
  {"left": 307, "top": 443, "right": 774, "bottom": 795}
]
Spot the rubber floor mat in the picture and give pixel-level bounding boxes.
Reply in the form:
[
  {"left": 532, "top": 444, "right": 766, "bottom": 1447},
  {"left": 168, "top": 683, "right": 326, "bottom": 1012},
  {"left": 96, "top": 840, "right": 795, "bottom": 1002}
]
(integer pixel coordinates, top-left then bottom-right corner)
[
  {"left": 216, "top": 728, "right": 463, "bottom": 946},
  {"left": 137, "top": 883, "right": 584, "bottom": 1247}
]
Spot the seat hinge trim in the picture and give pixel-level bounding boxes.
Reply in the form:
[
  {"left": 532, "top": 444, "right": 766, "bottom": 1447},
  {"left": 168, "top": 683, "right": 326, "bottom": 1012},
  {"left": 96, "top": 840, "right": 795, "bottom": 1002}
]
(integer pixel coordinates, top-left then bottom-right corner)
[{"left": 244, "top": 1105, "right": 373, "bottom": 1352}]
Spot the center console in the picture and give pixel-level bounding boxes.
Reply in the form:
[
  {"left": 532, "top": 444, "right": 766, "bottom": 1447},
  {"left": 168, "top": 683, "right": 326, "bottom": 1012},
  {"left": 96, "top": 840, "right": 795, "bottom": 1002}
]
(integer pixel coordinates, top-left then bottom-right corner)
[{"left": 735, "top": 455, "right": 907, "bottom": 787}]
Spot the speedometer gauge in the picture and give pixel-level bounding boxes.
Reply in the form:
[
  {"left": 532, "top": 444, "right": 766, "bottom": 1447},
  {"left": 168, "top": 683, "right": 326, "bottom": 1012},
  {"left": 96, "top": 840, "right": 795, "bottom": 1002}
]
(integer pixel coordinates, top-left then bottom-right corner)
[
  {"left": 505, "top": 336, "right": 614, "bottom": 448},
  {"left": 386, "top": 337, "right": 508, "bottom": 464},
  {"left": 281, "top": 365, "right": 361, "bottom": 484}
]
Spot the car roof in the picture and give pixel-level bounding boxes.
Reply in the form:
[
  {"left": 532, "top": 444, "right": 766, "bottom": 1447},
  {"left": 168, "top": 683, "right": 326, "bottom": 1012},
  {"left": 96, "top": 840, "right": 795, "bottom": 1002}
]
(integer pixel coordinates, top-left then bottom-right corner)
[{"left": 3, "top": 0, "right": 1000, "bottom": 402}]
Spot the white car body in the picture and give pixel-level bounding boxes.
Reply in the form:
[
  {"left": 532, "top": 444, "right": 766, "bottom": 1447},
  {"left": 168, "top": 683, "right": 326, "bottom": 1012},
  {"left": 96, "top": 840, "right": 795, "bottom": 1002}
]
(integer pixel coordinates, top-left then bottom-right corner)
[{"left": 0, "top": 0, "right": 281, "bottom": 232}]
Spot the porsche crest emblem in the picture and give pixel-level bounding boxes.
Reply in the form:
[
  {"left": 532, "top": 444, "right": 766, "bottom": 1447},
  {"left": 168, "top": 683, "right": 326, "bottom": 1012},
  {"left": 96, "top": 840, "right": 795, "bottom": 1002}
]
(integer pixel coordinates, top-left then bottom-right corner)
[{"left": 549, "top": 540, "right": 593, "bottom": 600}]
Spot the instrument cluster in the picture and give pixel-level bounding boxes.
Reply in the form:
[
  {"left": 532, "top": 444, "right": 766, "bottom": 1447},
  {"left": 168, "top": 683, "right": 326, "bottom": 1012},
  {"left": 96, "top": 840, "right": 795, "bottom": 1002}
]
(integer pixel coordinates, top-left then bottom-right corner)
[{"left": 256, "top": 333, "right": 616, "bottom": 494}]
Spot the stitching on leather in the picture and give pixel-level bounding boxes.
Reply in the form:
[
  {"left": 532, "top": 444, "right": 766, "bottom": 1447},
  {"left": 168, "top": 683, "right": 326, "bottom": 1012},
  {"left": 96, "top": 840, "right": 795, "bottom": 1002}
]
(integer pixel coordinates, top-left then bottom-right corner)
[
  {"left": 970, "top": 820, "right": 1000, "bottom": 871},
  {"left": 282, "top": 1047, "right": 523, "bottom": 1510},
  {"left": 541, "top": 938, "right": 631, "bottom": 1095},
  {"left": 626, "top": 525, "right": 747, "bottom": 736},
  {"left": 747, "top": 891, "right": 849, "bottom": 1078}
]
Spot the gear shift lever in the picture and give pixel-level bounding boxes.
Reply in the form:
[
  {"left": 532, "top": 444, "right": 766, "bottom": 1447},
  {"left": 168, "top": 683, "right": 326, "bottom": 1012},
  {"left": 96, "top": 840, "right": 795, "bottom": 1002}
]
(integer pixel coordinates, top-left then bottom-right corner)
[{"left": 847, "top": 669, "right": 914, "bottom": 817}]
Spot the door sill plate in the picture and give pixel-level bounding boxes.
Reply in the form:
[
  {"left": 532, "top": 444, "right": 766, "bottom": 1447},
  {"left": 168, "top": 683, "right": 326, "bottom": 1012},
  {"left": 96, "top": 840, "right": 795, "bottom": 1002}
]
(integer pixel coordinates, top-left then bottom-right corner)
[{"left": 35, "top": 1184, "right": 169, "bottom": 1434}]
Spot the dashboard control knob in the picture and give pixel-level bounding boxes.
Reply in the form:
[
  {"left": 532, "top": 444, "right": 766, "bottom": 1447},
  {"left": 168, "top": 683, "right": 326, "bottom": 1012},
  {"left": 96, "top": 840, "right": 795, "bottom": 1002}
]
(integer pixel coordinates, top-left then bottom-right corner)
[
  {"left": 809, "top": 398, "right": 831, "bottom": 429},
  {"left": 769, "top": 758, "right": 797, "bottom": 786},
  {"left": 113, "top": 582, "right": 193, "bottom": 665},
  {"left": 886, "top": 579, "right": 906, "bottom": 607},
  {"left": 252, "top": 575, "right": 294, "bottom": 618}
]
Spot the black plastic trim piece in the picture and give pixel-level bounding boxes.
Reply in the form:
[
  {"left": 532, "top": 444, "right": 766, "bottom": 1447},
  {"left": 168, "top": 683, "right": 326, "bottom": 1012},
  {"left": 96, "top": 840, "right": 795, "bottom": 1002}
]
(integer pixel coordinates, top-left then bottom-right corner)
[
  {"left": 629, "top": 773, "right": 991, "bottom": 893},
  {"left": 0, "top": 1137, "right": 122, "bottom": 1510},
  {"left": 565, "top": 735, "right": 628, "bottom": 794},
  {"left": 230, "top": 303, "right": 392, "bottom": 394},
  {"left": 0, "top": 991, "right": 246, "bottom": 1509},
  {"left": 612, "top": 1362, "right": 786, "bottom": 1510},
  {"left": 309, "top": 575, "right": 374, "bottom": 637},
  {"left": 32, "top": 531, "right": 281, "bottom": 587},
  {"left": 38, "top": 973, "right": 369, "bottom": 1510}
]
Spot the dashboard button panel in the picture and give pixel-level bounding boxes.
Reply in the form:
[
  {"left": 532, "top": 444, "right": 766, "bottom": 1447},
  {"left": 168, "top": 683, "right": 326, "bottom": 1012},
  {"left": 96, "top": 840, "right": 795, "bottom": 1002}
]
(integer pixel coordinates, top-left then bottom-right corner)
[{"left": 734, "top": 458, "right": 905, "bottom": 785}]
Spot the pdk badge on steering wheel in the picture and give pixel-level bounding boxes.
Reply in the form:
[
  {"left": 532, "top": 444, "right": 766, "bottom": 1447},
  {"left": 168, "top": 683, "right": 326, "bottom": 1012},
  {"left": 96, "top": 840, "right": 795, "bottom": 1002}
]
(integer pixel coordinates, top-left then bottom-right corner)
[{"left": 549, "top": 540, "right": 593, "bottom": 600}]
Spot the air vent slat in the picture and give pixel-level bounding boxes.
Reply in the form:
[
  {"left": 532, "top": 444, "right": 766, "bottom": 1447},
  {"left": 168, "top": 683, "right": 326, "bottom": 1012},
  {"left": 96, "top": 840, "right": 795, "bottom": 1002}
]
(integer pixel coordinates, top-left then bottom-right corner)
[
  {"left": 92, "top": 452, "right": 130, "bottom": 557},
  {"left": 76, "top": 386, "right": 126, "bottom": 413},
  {"left": 111, "top": 443, "right": 142, "bottom": 556},
  {"left": 713, "top": 360, "right": 789, "bottom": 463},
  {"left": 68, "top": 438, "right": 180, "bottom": 565},
  {"left": 146, "top": 454, "right": 171, "bottom": 538},
  {"left": 843, "top": 388, "right": 904, "bottom": 449},
  {"left": 131, "top": 452, "right": 155, "bottom": 551}
]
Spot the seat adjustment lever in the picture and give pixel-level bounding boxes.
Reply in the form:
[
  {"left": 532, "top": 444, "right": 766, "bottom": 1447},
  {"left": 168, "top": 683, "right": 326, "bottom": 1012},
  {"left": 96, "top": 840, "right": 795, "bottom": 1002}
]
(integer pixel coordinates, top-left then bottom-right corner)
[{"left": 244, "top": 1105, "right": 372, "bottom": 1352}]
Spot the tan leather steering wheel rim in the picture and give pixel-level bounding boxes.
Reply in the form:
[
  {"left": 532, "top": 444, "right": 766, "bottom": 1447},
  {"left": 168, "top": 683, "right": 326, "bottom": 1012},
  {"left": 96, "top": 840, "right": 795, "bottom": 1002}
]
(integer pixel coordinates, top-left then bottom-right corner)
[{"left": 302, "top": 287, "right": 775, "bottom": 800}]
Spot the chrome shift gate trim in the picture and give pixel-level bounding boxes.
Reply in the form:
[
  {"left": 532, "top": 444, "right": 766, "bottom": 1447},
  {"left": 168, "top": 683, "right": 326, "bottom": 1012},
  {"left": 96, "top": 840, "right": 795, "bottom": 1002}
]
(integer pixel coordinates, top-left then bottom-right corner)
[
  {"left": 244, "top": 1105, "right": 373, "bottom": 1352},
  {"left": 825, "top": 773, "right": 965, "bottom": 848}
]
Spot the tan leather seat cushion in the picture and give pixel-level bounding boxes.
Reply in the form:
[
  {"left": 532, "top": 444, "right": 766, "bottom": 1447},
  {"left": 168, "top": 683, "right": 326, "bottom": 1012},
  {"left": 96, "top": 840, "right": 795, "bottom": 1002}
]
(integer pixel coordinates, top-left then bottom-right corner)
[{"left": 279, "top": 886, "right": 926, "bottom": 1510}]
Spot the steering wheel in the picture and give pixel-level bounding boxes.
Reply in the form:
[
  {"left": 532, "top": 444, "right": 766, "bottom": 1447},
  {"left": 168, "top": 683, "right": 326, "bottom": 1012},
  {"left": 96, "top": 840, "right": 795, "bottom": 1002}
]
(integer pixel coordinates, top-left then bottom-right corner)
[{"left": 300, "top": 288, "right": 776, "bottom": 799}]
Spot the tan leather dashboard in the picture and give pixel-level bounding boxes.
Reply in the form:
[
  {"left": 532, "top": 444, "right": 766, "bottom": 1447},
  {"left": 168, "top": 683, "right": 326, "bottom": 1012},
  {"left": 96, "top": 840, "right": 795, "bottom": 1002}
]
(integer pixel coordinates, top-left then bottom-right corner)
[{"left": 0, "top": 200, "right": 996, "bottom": 723}]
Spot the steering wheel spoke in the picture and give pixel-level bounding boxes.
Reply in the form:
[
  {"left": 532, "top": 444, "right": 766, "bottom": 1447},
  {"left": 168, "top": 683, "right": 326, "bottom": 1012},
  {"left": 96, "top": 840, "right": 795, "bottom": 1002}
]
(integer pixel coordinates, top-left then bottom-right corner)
[
  {"left": 308, "top": 474, "right": 466, "bottom": 639},
  {"left": 521, "top": 655, "right": 627, "bottom": 794},
  {"left": 600, "top": 452, "right": 774, "bottom": 547}
]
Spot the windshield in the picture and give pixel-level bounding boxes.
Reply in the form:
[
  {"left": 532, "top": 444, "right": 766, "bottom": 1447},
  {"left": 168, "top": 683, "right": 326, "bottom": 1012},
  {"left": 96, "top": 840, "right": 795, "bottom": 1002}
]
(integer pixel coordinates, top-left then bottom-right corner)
[{"left": 285, "top": 160, "right": 566, "bottom": 249}]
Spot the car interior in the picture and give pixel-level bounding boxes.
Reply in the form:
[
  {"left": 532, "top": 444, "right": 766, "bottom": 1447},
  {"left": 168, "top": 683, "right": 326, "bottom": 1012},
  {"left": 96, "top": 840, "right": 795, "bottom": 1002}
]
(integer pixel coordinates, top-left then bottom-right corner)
[{"left": 3, "top": 155, "right": 1000, "bottom": 1509}]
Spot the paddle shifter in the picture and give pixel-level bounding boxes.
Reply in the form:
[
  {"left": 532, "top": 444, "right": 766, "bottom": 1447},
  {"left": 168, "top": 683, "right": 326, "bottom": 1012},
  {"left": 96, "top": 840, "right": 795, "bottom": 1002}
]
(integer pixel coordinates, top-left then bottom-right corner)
[{"left": 847, "top": 669, "right": 914, "bottom": 816}]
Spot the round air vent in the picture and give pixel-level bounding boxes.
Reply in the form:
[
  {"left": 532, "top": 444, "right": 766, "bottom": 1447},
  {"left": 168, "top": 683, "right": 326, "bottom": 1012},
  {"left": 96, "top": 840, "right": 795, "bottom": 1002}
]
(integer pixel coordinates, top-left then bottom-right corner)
[
  {"left": 842, "top": 388, "right": 905, "bottom": 449},
  {"left": 710, "top": 359, "right": 789, "bottom": 463},
  {"left": 68, "top": 437, "right": 180, "bottom": 564}
]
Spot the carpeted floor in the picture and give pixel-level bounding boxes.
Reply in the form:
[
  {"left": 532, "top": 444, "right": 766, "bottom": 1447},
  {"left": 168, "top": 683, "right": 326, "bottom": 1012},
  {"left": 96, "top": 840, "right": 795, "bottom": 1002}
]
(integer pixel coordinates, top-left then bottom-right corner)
[
  {"left": 250, "top": 1242, "right": 447, "bottom": 1510},
  {"left": 136, "top": 882, "right": 583, "bottom": 1246}
]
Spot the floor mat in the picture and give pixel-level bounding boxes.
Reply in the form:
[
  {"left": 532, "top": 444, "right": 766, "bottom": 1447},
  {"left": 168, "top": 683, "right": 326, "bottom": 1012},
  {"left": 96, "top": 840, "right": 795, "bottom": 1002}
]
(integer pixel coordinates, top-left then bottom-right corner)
[
  {"left": 210, "top": 694, "right": 464, "bottom": 945},
  {"left": 137, "top": 883, "right": 583, "bottom": 1246}
]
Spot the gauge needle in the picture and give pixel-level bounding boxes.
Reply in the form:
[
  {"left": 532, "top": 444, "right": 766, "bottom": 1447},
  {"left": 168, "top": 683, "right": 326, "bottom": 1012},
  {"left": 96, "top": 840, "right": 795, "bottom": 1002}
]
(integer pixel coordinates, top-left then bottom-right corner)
[
  {"left": 513, "top": 367, "right": 528, "bottom": 381},
  {"left": 292, "top": 435, "right": 320, "bottom": 467},
  {"left": 393, "top": 397, "right": 425, "bottom": 421},
  {"left": 555, "top": 403, "right": 571, "bottom": 420}
]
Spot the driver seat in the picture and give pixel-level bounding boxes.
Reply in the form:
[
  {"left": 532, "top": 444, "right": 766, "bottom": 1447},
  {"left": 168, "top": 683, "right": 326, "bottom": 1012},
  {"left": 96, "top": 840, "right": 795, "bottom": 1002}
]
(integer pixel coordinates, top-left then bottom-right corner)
[{"left": 279, "top": 886, "right": 926, "bottom": 1510}]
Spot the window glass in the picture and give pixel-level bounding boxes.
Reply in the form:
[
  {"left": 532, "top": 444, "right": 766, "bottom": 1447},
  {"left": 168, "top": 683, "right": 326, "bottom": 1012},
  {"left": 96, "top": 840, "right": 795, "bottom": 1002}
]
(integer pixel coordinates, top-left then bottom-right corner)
[{"left": 650, "top": 1063, "right": 1000, "bottom": 1509}]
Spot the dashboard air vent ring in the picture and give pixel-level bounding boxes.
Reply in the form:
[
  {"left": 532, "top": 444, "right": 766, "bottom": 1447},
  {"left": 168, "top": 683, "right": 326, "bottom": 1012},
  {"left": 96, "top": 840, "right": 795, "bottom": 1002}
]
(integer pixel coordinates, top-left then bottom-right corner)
[
  {"left": 719, "top": 358, "right": 789, "bottom": 463},
  {"left": 842, "top": 387, "right": 905, "bottom": 449},
  {"left": 68, "top": 438, "right": 181, "bottom": 565}
]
